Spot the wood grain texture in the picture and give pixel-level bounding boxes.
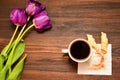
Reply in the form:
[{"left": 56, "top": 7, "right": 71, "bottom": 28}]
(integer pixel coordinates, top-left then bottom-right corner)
[{"left": 0, "top": 0, "right": 120, "bottom": 80}]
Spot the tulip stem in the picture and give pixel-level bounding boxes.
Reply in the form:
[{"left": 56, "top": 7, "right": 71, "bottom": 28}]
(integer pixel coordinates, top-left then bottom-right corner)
[
  {"left": 0, "top": 25, "right": 19, "bottom": 75},
  {"left": 27, "top": 16, "right": 30, "bottom": 21},
  {"left": 17, "top": 17, "right": 30, "bottom": 41},
  {"left": 17, "top": 24, "right": 26, "bottom": 41},
  {"left": 8, "top": 25, "right": 19, "bottom": 48},
  {"left": 2, "top": 25, "right": 19, "bottom": 57},
  {"left": 4, "top": 25, "right": 19, "bottom": 74},
  {"left": 19, "top": 24, "right": 34, "bottom": 41}
]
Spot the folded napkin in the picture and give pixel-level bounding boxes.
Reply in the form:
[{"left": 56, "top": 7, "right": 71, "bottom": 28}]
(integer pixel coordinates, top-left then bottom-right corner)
[{"left": 77, "top": 44, "right": 112, "bottom": 75}]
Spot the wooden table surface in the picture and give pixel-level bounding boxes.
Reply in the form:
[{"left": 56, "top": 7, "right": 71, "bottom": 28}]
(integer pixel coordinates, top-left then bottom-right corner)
[{"left": 0, "top": 0, "right": 120, "bottom": 80}]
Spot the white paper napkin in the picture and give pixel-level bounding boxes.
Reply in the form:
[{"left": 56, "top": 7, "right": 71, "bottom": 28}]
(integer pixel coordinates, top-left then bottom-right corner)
[{"left": 77, "top": 44, "right": 112, "bottom": 75}]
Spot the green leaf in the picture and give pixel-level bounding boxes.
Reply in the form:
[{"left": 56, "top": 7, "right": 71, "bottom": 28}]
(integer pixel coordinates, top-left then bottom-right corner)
[
  {"left": 16, "top": 75, "right": 21, "bottom": 80},
  {"left": 1, "top": 41, "right": 15, "bottom": 57},
  {"left": 0, "top": 41, "right": 15, "bottom": 63},
  {"left": 0, "top": 65, "right": 9, "bottom": 80},
  {"left": 0, "top": 40, "right": 25, "bottom": 80},
  {"left": 7, "top": 54, "right": 27, "bottom": 80},
  {"left": 0, "top": 55, "right": 3, "bottom": 71},
  {"left": 0, "top": 46, "right": 8, "bottom": 60},
  {"left": 12, "top": 40, "right": 25, "bottom": 65},
  {"left": 0, "top": 42, "right": 14, "bottom": 71}
]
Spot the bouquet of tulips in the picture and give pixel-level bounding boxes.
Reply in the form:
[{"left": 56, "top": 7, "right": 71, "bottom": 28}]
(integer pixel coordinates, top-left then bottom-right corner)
[{"left": 0, "top": 0, "right": 52, "bottom": 80}]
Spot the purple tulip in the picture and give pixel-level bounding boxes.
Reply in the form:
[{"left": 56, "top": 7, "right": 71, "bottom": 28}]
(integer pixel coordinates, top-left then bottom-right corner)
[
  {"left": 26, "top": 0, "right": 45, "bottom": 17},
  {"left": 10, "top": 8, "right": 27, "bottom": 26},
  {"left": 33, "top": 11, "right": 52, "bottom": 32}
]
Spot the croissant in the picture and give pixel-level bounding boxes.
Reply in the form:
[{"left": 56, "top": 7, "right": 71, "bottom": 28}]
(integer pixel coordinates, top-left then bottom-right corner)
[
  {"left": 101, "top": 32, "right": 108, "bottom": 54},
  {"left": 87, "top": 34, "right": 99, "bottom": 51}
]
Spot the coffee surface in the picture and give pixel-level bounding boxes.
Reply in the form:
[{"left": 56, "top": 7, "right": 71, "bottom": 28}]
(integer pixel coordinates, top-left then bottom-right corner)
[{"left": 70, "top": 41, "right": 90, "bottom": 59}]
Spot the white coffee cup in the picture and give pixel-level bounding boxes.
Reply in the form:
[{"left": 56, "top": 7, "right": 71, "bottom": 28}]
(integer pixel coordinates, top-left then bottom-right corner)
[{"left": 62, "top": 38, "right": 92, "bottom": 63}]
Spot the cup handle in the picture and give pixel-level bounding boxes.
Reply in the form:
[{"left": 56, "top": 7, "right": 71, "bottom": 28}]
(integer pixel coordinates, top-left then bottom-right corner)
[{"left": 62, "top": 49, "right": 69, "bottom": 53}]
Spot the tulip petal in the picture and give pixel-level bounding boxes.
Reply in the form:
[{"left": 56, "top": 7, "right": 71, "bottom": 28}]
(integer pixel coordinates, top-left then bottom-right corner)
[
  {"left": 26, "top": 0, "right": 46, "bottom": 17},
  {"left": 10, "top": 8, "right": 27, "bottom": 26},
  {"left": 33, "top": 11, "right": 52, "bottom": 32}
]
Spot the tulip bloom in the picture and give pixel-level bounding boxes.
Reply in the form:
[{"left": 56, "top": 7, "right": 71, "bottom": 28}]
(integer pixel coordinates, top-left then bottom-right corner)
[
  {"left": 26, "top": 0, "right": 45, "bottom": 17},
  {"left": 33, "top": 11, "right": 52, "bottom": 32},
  {"left": 10, "top": 8, "right": 27, "bottom": 26}
]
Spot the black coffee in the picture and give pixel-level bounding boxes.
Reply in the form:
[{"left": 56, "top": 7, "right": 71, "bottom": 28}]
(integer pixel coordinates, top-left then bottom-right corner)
[{"left": 70, "top": 41, "right": 90, "bottom": 59}]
